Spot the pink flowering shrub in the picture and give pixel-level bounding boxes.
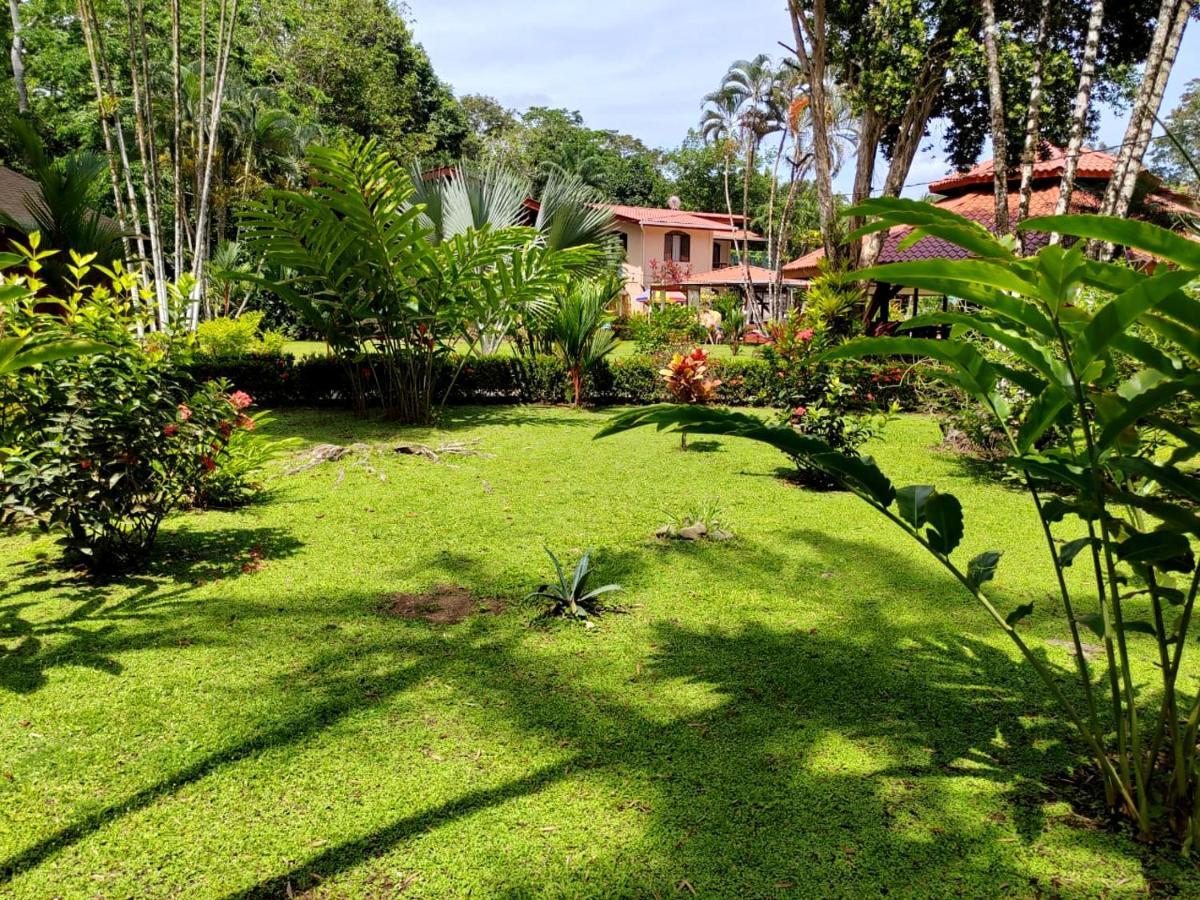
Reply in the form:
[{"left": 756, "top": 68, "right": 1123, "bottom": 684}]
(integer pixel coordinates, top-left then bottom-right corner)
[{"left": 0, "top": 287, "right": 262, "bottom": 573}]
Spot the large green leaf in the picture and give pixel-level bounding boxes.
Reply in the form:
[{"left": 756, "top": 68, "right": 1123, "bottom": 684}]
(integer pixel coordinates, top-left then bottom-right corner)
[
  {"left": 0, "top": 336, "right": 108, "bottom": 375},
  {"left": 856, "top": 259, "right": 1039, "bottom": 300},
  {"left": 1072, "top": 269, "right": 1198, "bottom": 370},
  {"left": 1021, "top": 215, "right": 1200, "bottom": 270},
  {"left": 924, "top": 492, "right": 964, "bottom": 556},
  {"left": 596, "top": 405, "right": 896, "bottom": 506},
  {"left": 896, "top": 484, "right": 935, "bottom": 528},
  {"left": 821, "top": 337, "right": 1003, "bottom": 413},
  {"left": 845, "top": 197, "right": 1015, "bottom": 260},
  {"left": 1117, "top": 530, "right": 1195, "bottom": 573},
  {"left": 1096, "top": 375, "right": 1200, "bottom": 451}
]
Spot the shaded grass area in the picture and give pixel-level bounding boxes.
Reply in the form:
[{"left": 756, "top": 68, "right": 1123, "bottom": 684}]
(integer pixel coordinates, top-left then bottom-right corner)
[{"left": 1, "top": 408, "right": 1197, "bottom": 897}]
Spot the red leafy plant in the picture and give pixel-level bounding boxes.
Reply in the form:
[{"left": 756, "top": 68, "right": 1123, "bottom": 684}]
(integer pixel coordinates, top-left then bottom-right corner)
[{"left": 660, "top": 348, "right": 721, "bottom": 450}]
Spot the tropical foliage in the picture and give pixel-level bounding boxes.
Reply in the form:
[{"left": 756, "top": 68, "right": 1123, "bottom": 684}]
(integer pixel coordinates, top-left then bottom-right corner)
[
  {"left": 0, "top": 255, "right": 256, "bottom": 574},
  {"left": 526, "top": 547, "right": 622, "bottom": 623},
  {"left": 601, "top": 199, "right": 1200, "bottom": 845},
  {"left": 549, "top": 277, "right": 619, "bottom": 406},
  {"left": 238, "top": 139, "right": 601, "bottom": 422}
]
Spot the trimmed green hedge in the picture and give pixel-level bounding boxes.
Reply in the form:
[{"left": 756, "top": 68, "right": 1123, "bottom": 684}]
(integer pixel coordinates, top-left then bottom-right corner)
[{"left": 187, "top": 352, "right": 922, "bottom": 411}]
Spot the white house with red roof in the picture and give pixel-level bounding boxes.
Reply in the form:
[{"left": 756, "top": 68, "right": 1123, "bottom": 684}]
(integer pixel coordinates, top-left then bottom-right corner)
[{"left": 606, "top": 199, "right": 803, "bottom": 314}]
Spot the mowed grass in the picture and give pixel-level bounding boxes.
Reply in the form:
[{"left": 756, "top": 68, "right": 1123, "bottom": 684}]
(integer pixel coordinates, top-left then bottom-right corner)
[{"left": 1, "top": 407, "right": 1197, "bottom": 897}]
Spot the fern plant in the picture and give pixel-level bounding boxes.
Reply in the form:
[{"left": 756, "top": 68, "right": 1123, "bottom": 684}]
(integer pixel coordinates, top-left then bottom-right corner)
[{"left": 599, "top": 199, "right": 1200, "bottom": 846}]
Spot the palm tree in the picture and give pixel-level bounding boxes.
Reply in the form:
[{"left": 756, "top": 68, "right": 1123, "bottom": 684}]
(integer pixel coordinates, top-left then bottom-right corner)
[
  {"left": 550, "top": 276, "right": 620, "bottom": 406},
  {"left": 408, "top": 162, "right": 619, "bottom": 353},
  {"left": 1, "top": 121, "right": 124, "bottom": 288}
]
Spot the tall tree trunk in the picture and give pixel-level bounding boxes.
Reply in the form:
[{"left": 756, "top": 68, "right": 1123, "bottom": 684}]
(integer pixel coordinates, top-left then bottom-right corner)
[
  {"left": 1100, "top": 0, "right": 1192, "bottom": 226},
  {"left": 171, "top": 0, "right": 184, "bottom": 278},
  {"left": 123, "top": 0, "right": 169, "bottom": 327},
  {"left": 80, "top": 0, "right": 148, "bottom": 278},
  {"left": 790, "top": 0, "right": 839, "bottom": 266},
  {"left": 190, "top": 0, "right": 239, "bottom": 329},
  {"left": 981, "top": 0, "right": 1010, "bottom": 234},
  {"left": 1016, "top": 0, "right": 1052, "bottom": 246},
  {"left": 1051, "top": 0, "right": 1105, "bottom": 237},
  {"left": 857, "top": 39, "right": 951, "bottom": 269},
  {"left": 847, "top": 104, "right": 883, "bottom": 261},
  {"left": 7, "top": 0, "right": 27, "bottom": 113}
]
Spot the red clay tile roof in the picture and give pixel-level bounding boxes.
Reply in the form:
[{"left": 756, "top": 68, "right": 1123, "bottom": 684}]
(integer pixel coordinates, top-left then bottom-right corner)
[
  {"left": 0, "top": 166, "right": 45, "bottom": 230},
  {"left": 605, "top": 203, "right": 764, "bottom": 238},
  {"left": 677, "top": 264, "right": 805, "bottom": 287},
  {"left": 783, "top": 178, "right": 1197, "bottom": 278},
  {"left": 929, "top": 146, "right": 1119, "bottom": 193}
]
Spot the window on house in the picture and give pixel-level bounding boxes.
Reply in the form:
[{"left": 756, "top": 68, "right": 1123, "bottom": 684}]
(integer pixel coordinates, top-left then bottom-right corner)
[
  {"left": 663, "top": 230, "right": 690, "bottom": 262},
  {"left": 712, "top": 241, "right": 723, "bottom": 268},
  {"left": 615, "top": 231, "right": 628, "bottom": 255}
]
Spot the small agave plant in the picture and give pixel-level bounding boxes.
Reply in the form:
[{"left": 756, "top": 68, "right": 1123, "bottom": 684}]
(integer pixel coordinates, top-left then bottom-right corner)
[{"left": 527, "top": 547, "right": 622, "bottom": 623}]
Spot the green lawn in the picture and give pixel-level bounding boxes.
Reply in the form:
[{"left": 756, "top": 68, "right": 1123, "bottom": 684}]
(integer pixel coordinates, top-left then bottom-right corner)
[{"left": 1, "top": 408, "right": 1196, "bottom": 897}]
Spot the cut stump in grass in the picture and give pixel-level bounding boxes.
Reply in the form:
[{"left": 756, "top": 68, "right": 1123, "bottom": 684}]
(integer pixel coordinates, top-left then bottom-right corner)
[{"left": 380, "top": 584, "right": 504, "bottom": 624}]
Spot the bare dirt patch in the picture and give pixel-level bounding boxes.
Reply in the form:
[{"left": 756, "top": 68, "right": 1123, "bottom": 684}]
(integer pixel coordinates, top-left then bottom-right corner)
[{"left": 380, "top": 583, "right": 503, "bottom": 625}]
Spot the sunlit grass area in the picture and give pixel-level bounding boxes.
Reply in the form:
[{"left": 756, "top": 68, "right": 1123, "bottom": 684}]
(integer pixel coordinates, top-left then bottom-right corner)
[{"left": 2, "top": 409, "right": 1196, "bottom": 897}]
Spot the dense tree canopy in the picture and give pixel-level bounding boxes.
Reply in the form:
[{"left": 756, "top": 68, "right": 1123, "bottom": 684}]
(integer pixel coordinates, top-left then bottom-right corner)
[{"left": 1152, "top": 76, "right": 1200, "bottom": 187}]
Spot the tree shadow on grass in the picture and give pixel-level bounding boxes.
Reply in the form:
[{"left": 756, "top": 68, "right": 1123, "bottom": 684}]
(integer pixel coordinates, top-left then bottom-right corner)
[
  {"left": 218, "top": 536, "right": 1134, "bottom": 896},
  {"left": 6, "top": 529, "right": 1188, "bottom": 895},
  {"left": 0, "top": 525, "right": 301, "bottom": 694},
  {"left": 219, "top": 618, "right": 1093, "bottom": 898}
]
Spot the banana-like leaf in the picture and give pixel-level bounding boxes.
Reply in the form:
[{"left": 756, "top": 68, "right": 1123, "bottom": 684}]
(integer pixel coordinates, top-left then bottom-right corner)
[
  {"left": 1015, "top": 385, "right": 1073, "bottom": 453},
  {"left": 900, "top": 311, "right": 1064, "bottom": 387},
  {"left": 844, "top": 197, "right": 1014, "bottom": 260},
  {"left": 1095, "top": 375, "right": 1200, "bottom": 451},
  {"left": 1072, "top": 269, "right": 1198, "bottom": 370},
  {"left": 1021, "top": 215, "right": 1200, "bottom": 270},
  {"left": 821, "top": 337, "right": 1003, "bottom": 415},
  {"left": 0, "top": 336, "right": 108, "bottom": 375},
  {"left": 856, "top": 259, "right": 1040, "bottom": 300}
]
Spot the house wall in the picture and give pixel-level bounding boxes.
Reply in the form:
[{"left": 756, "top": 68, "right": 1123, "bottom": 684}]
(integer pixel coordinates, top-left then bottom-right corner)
[{"left": 614, "top": 222, "right": 746, "bottom": 315}]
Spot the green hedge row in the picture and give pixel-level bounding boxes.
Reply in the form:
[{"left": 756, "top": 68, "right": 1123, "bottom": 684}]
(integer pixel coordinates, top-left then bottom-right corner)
[{"left": 187, "top": 352, "right": 923, "bottom": 411}]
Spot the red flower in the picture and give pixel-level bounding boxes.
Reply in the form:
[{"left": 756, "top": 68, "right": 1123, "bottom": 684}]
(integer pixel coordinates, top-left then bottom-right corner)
[
  {"left": 163, "top": 423, "right": 179, "bottom": 436},
  {"left": 219, "top": 420, "right": 234, "bottom": 438},
  {"left": 177, "top": 403, "right": 192, "bottom": 422},
  {"left": 798, "top": 328, "right": 815, "bottom": 342},
  {"left": 793, "top": 406, "right": 807, "bottom": 417},
  {"left": 79, "top": 459, "right": 92, "bottom": 470},
  {"left": 229, "top": 390, "right": 253, "bottom": 410},
  {"left": 238, "top": 414, "right": 256, "bottom": 431},
  {"left": 866, "top": 392, "right": 876, "bottom": 402},
  {"left": 201, "top": 455, "right": 216, "bottom": 472}
]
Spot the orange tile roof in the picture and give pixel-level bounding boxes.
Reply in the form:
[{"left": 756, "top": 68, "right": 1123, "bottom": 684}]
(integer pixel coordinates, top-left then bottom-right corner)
[
  {"left": 929, "top": 146, "right": 1119, "bottom": 193},
  {"left": 605, "top": 203, "right": 763, "bottom": 238},
  {"left": 677, "top": 264, "right": 805, "bottom": 287},
  {"left": 783, "top": 179, "right": 1198, "bottom": 277}
]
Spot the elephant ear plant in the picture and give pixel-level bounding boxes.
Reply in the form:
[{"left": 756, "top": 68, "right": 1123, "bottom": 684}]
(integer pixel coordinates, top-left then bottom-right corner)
[{"left": 598, "top": 198, "right": 1200, "bottom": 847}]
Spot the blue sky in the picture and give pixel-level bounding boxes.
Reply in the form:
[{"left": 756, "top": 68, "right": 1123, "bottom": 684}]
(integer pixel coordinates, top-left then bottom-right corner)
[{"left": 410, "top": 0, "right": 1200, "bottom": 199}]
